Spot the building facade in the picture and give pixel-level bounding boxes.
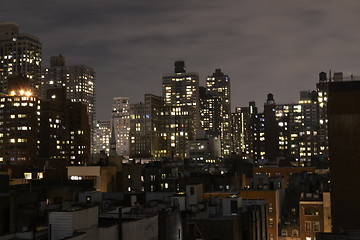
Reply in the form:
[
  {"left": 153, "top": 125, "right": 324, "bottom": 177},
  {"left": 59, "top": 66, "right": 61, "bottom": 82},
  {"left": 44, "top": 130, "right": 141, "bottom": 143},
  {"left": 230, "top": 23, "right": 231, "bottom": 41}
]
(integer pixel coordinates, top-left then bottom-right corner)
[
  {"left": 161, "top": 61, "right": 199, "bottom": 159},
  {"left": 205, "top": 69, "right": 231, "bottom": 156},
  {"left": 111, "top": 97, "right": 130, "bottom": 157},
  {"left": 92, "top": 120, "right": 111, "bottom": 155},
  {"left": 129, "top": 94, "right": 165, "bottom": 158},
  {"left": 0, "top": 22, "right": 42, "bottom": 96},
  {"left": 0, "top": 76, "right": 40, "bottom": 164},
  {"left": 328, "top": 79, "right": 360, "bottom": 232},
  {"left": 42, "top": 55, "right": 96, "bottom": 139}
]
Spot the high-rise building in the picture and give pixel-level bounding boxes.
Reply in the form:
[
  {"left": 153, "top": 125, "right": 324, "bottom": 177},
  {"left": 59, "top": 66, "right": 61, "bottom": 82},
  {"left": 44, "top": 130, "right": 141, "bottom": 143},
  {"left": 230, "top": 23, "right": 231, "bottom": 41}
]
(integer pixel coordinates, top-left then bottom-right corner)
[
  {"left": 40, "top": 87, "right": 91, "bottom": 167},
  {"left": 199, "top": 86, "right": 212, "bottom": 132},
  {"left": 161, "top": 61, "right": 200, "bottom": 159},
  {"left": 263, "top": 93, "right": 279, "bottom": 163},
  {"left": 66, "top": 102, "right": 91, "bottom": 166},
  {"left": 162, "top": 61, "right": 200, "bottom": 128},
  {"left": 40, "top": 87, "right": 69, "bottom": 167},
  {"left": 42, "top": 55, "right": 96, "bottom": 135},
  {"left": 231, "top": 102, "right": 257, "bottom": 159},
  {"left": 129, "top": 94, "right": 165, "bottom": 158},
  {"left": 0, "top": 76, "right": 40, "bottom": 164},
  {"left": 161, "top": 105, "right": 196, "bottom": 160},
  {"left": 92, "top": 120, "right": 111, "bottom": 155},
  {"left": 316, "top": 71, "right": 329, "bottom": 160},
  {"left": 0, "top": 22, "right": 42, "bottom": 95},
  {"left": 111, "top": 97, "right": 130, "bottom": 157},
  {"left": 276, "top": 91, "right": 318, "bottom": 166},
  {"left": 205, "top": 69, "right": 231, "bottom": 156}
]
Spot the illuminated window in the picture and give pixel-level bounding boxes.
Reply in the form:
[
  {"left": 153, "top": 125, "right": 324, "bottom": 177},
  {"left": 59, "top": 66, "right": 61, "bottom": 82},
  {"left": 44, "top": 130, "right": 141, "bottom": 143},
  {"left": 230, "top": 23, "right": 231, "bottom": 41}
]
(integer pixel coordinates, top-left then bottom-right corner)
[{"left": 24, "top": 173, "right": 32, "bottom": 180}]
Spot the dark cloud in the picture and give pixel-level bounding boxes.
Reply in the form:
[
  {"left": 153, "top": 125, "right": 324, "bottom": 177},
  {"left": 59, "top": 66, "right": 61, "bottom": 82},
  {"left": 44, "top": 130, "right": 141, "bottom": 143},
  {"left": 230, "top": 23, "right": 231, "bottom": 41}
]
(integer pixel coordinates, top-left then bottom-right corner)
[{"left": 2, "top": 0, "right": 360, "bottom": 119}]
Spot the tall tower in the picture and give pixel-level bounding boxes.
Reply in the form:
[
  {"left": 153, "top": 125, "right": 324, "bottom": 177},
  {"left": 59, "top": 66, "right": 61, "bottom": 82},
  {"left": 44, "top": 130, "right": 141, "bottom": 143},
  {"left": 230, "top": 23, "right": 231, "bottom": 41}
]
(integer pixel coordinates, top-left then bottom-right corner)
[
  {"left": 231, "top": 102, "right": 257, "bottom": 159},
  {"left": 40, "top": 87, "right": 91, "bottom": 167},
  {"left": 161, "top": 61, "right": 200, "bottom": 159},
  {"left": 316, "top": 71, "right": 329, "bottom": 160},
  {"left": 162, "top": 61, "right": 200, "bottom": 128},
  {"left": 42, "top": 55, "right": 95, "bottom": 128},
  {"left": 264, "top": 93, "right": 279, "bottom": 162},
  {"left": 205, "top": 69, "right": 231, "bottom": 156},
  {"left": 0, "top": 23, "right": 42, "bottom": 96}
]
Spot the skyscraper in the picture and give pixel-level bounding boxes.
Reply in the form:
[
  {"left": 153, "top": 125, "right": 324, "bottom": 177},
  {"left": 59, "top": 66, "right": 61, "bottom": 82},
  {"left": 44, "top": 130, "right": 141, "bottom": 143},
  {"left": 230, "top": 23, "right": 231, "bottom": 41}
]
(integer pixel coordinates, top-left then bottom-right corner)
[
  {"left": 205, "top": 69, "right": 231, "bottom": 156},
  {"left": 111, "top": 97, "right": 130, "bottom": 157},
  {"left": 263, "top": 93, "right": 279, "bottom": 163},
  {"left": 316, "top": 71, "right": 329, "bottom": 160},
  {"left": 231, "top": 102, "right": 257, "bottom": 159},
  {"left": 162, "top": 61, "right": 200, "bottom": 128},
  {"left": 42, "top": 55, "right": 96, "bottom": 135},
  {"left": 129, "top": 94, "right": 165, "bottom": 158},
  {"left": 276, "top": 90, "right": 318, "bottom": 166},
  {"left": 0, "top": 76, "right": 40, "bottom": 164},
  {"left": 161, "top": 61, "right": 200, "bottom": 159},
  {"left": 40, "top": 87, "right": 91, "bottom": 167},
  {"left": 0, "top": 22, "right": 42, "bottom": 96}
]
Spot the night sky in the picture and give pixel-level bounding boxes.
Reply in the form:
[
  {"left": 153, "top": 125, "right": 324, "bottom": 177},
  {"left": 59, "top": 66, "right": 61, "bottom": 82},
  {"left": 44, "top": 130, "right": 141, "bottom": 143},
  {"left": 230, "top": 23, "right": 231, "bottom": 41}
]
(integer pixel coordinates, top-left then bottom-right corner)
[{"left": 2, "top": 0, "right": 360, "bottom": 120}]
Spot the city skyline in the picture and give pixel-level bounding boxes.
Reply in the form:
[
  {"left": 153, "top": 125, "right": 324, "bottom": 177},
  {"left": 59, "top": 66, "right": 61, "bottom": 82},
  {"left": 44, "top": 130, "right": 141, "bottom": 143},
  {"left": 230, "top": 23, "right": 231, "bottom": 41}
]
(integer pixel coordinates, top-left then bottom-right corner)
[{"left": 2, "top": 0, "right": 360, "bottom": 120}]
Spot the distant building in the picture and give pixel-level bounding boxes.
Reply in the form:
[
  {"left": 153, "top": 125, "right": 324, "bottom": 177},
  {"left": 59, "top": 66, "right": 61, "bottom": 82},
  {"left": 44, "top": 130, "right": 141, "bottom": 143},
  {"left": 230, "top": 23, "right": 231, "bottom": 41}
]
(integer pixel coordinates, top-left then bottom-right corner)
[
  {"left": 68, "top": 165, "right": 120, "bottom": 192},
  {"left": 264, "top": 93, "right": 279, "bottom": 163},
  {"left": 251, "top": 94, "right": 279, "bottom": 163},
  {"left": 40, "top": 87, "right": 70, "bottom": 167},
  {"left": 42, "top": 55, "right": 96, "bottom": 147},
  {"left": 276, "top": 90, "right": 318, "bottom": 166},
  {"left": 93, "top": 120, "right": 111, "bottom": 154},
  {"left": 111, "top": 97, "right": 130, "bottom": 157},
  {"left": 316, "top": 71, "right": 329, "bottom": 160},
  {"left": 162, "top": 61, "right": 200, "bottom": 128},
  {"left": 40, "top": 87, "right": 91, "bottom": 167},
  {"left": 129, "top": 94, "right": 165, "bottom": 158},
  {"left": 0, "top": 22, "right": 42, "bottom": 96},
  {"left": 204, "top": 69, "right": 231, "bottom": 156},
  {"left": 162, "top": 61, "right": 200, "bottom": 160},
  {"left": 0, "top": 76, "right": 40, "bottom": 164},
  {"left": 186, "top": 129, "right": 221, "bottom": 162},
  {"left": 161, "top": 104, "right": 196, "bottom": 160},
  {"left": 231, "top": 101, "right": 257, "bottom": 159}
]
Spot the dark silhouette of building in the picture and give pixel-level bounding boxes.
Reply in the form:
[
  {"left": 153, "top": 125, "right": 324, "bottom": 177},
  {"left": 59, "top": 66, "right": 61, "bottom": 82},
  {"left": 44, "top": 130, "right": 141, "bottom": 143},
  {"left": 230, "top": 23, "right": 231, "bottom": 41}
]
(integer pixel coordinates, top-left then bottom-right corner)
[
  {"left": 40, "top": 87, "right": 91, "bottom": 168},
  {"left": 264, "top": 93, "right": 279, "bottom": 163},
  {"left": 328, "top": 80, "right": 360, "bottom": 233}
]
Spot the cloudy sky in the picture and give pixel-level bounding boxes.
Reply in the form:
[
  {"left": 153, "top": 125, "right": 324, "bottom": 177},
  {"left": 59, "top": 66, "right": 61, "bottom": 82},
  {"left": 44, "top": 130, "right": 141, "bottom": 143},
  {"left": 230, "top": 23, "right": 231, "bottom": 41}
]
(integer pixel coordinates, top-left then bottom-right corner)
[{"left": 2, "top": 0, "right": 360, "bottom": 119}]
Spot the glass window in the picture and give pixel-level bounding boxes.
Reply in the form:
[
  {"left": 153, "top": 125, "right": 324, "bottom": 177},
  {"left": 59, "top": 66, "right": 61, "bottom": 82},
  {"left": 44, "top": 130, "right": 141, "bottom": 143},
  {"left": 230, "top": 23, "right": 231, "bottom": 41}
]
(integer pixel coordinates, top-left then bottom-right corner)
[
  {"left": 305, "top": 221, "right": 311, "bottom": 231},
  {"left": 313, "top": 221, "right": 320, "bottom": 232}
]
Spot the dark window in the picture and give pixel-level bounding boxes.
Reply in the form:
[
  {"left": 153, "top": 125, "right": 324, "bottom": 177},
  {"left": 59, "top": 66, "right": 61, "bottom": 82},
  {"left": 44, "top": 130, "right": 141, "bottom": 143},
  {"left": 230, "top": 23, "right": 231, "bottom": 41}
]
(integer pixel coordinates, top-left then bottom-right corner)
[{"left": 190, "top": 187, "right": 195, "bottom": 195}]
